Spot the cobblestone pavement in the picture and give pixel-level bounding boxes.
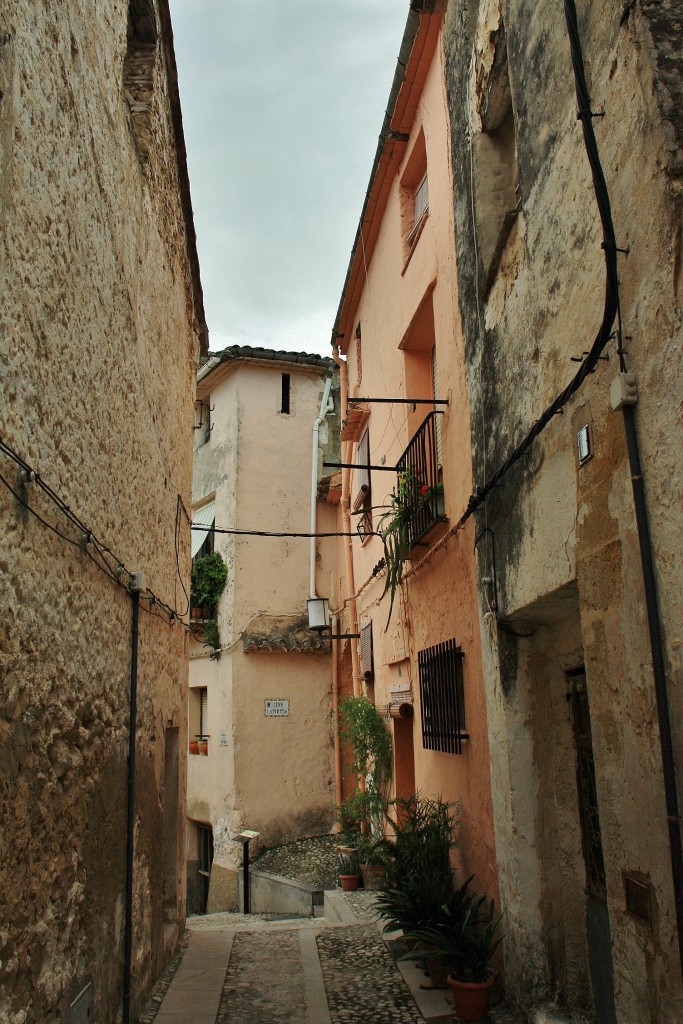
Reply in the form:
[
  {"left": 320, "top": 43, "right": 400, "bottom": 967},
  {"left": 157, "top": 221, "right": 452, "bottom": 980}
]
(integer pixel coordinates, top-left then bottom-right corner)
[
  {"left": 317, "top": 925, "right": 424, "bottom": 1024},
  {"left": 141, "top": 895, "right": 522, "bottom": 1024},
  {"left": 252, "top": 834, "right": 339, "bottom": 889}
]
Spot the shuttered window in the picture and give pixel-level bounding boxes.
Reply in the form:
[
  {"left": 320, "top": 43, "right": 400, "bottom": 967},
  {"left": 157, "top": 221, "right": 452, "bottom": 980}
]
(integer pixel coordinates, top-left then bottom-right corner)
[
  {"left": 200, "top": 688, "right": 208, "bottom": 737},
  {"left": 354, "top": 429, "right": 370, "bottom": 507},
  {"left": 414, "top": 174, "right": 429, "bottom": 226},
  {"left": 354, "top": 428, "right": 372, "bottom": 541},
  {"left": 360, "top": 622, "right": 374, "bottom": 681}
]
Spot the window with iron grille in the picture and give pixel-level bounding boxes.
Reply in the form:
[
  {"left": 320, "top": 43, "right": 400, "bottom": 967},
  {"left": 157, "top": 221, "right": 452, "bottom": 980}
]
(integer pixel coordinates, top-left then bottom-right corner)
[
  {"left": 354, "top": 428, "right": 372, "bottom": 541},
  {"left": 418, "top": 638, "right": 468, "bottom": 754}
]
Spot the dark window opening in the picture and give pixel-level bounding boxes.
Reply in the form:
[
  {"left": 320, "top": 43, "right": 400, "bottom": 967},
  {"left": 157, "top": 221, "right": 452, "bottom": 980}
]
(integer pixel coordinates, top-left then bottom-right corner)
[
  {"left": 281, "top": 373, "right": 291, "bottom": 414},
  {"left": 197, "top": 823, "right": 213, "bottom": 915},
  {"left": 418, "top": 638, "right": 468, "bottom": 754}
]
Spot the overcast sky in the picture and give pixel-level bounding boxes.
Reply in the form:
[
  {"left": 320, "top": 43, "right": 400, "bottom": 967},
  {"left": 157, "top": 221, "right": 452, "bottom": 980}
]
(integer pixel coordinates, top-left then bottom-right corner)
[{"left": 168, "top": 0, "right": 408, "bottom": 357}]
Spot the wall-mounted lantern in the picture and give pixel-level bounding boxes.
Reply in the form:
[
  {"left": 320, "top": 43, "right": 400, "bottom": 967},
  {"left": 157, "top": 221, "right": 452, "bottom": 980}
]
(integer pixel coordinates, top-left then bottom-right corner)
[{"left": 307, "top": 597, "right": 360, "bottom": 640}]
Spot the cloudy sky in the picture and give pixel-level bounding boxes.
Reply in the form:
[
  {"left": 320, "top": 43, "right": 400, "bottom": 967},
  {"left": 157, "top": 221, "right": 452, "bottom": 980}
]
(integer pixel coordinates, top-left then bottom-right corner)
[{"left": 168, "top": 0, "right": 408, "bottom": 357}]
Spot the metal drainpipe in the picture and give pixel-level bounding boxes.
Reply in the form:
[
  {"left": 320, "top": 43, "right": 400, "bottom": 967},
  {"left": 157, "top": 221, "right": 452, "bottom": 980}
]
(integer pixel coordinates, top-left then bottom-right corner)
[
  {"left": 621, "top": 402, "right": 683, "bottom": 978},
  {"left": 310, "top": 373, "right": 334, "bottom": 600},
  {"left": 331, "top": 614, "right": 342, "bottom": 809},
  {"left": 122, "top": 585, "right": 141, "bottom": 1024},
  {"left": 331, "top": 347, "right": 361, "bottom": 695}
]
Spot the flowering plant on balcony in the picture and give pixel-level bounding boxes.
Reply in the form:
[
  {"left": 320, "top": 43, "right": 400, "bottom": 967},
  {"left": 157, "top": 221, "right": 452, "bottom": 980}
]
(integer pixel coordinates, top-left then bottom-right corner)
[{"left": 419, "top": 481, "right": 445, "bottom": 516}]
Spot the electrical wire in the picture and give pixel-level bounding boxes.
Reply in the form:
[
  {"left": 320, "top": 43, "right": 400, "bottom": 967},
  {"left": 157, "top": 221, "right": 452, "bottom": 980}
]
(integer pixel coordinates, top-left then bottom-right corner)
[
  {"left": 0, "top": 435, "right": 189, "bottom": 627},
  {"left": 196, "top": 525, "right": 379, "bottom": 539}
]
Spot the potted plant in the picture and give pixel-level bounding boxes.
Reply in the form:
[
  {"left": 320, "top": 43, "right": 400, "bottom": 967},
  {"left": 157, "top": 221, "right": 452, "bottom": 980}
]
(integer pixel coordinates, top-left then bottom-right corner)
[
  {"left": 448, "top": 896, "right": 504, "bottom": 1019},
  {"left": 419, "top": 481, "right": 445, "bottom": 518},
  {"left": 338, "top": 850, "right": 361, "bottom": 892},
  {"left": 358, "top": 836, "right": 390, "bottom": 890},
  {"left": 198, "top": 737, "right": 208, "bottom": 756},
  {"left": 405, "top": 890, "right": 504, "bottom": 1021},
  {"left": 189, "top": 739, "right": 200, "bottom": 755}
]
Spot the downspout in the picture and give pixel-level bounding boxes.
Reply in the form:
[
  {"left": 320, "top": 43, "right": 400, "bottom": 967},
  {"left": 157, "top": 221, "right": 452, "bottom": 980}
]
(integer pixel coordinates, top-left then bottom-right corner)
[
  {"left": 122, "top": 579, "right": 142, "bottom": 1024},
  {"left": 620, "top": 400, "right": 683, "bottom": 978},
  {"left": 331, "top": 614, "right": 342, "bottom": 810},
  {"left": 310, "top": 373, "right": 334, "bottom": 600},
  {"left": 332, "top": 346, "right": 361, "bottom": 696}
]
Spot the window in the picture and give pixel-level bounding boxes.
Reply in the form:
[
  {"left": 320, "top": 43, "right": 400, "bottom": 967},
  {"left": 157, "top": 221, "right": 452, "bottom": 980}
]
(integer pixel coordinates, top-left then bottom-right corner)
[
  {"left": 354, "top": 428, "right": 372, "bottom": 541},
  {"left": 189, "top": 686, "right": 208, "bottom": 744},
  {"left": 400, "top": 128, "right": 428, "bottom": 261},
  {"left": 408, "top": 174, "right": 429, "bottom": 242},
  {"left": 360, "top": 621, "right": 374, "bottom": 682},
  {"left": 281, "top": 373, "right": 291, "bottom": 415},
  {"left": 418, "top": 638, "right": 468, "bottom": 754},
  {"left": 191, "top": 501, "right": 215, "bottom": 561}
]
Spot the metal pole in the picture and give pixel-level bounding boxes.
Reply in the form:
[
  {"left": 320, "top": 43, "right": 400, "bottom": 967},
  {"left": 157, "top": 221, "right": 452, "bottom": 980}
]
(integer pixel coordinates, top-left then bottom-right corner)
[
  {"left": 621, "top": 403, "right": 683, "bottom": 979},
  {"left": 122, "top": 589, "right": 140, "bottom": 1024},
  {"left": 243, "top": 841, "right": 250, "bottom": 915}
]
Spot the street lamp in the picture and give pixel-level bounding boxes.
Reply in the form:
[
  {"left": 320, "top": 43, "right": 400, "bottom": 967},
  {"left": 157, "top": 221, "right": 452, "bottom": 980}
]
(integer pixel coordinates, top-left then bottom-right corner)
[{"left": 307, "top": 597, "right": 360, "bottom": 640}]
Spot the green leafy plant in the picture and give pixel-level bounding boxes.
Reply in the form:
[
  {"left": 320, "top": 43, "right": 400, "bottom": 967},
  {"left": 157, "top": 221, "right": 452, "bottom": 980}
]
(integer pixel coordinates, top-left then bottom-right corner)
[
  {"left": 191, "top": 551, "right": 228, "bottom": 612},
  {"left": 191, "top": 551, "right": 228, "bottom": 659},
  {"left": 384, "top": 794, "right": 460, "bottom": 887},
  {"left": 338, "top": 696, "right": 393, "bottom": 844},
  {"left": 378, "top": 468, "right": 421, "bottom": 627},
  {"left": 403, "top": 888, "right": 505, "bottom": 983}
]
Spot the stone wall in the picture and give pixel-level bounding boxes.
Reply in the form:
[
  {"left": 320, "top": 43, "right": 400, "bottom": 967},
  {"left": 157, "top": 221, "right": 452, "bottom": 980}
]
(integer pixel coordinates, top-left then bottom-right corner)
[
  {"left": 0, "top": 1, "right": 202, "bottom": 1020},
  {"left": 444, "top": 0, "right": 682, "bottom": 1019}
]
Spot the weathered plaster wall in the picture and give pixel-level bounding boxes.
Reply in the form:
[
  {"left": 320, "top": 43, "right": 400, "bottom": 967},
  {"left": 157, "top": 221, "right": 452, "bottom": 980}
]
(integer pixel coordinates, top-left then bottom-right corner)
[
  {"left": 188, "top": 359, "right": 338, "bottom": 909},
  {"left": 338, "top": 29, "right": 499, "bottom": 906},
  {"left": 444, "top": 0, "right": 682, "bottom": 1018},
  {"left": 0, "top": 2, "right": 199, "bottom": 1021}
]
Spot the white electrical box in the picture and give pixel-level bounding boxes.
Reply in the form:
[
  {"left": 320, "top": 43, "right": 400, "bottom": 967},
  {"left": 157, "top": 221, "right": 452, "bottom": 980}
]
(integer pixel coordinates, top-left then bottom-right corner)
[{"left": 610, "top": 372, "right": 638, "bottom": 410}]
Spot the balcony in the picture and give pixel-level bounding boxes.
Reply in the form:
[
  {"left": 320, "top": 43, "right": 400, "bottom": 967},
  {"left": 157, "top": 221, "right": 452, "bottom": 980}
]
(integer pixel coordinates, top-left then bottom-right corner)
[{"left": 395, "top": 411, "right": 445, "bottom": 548}]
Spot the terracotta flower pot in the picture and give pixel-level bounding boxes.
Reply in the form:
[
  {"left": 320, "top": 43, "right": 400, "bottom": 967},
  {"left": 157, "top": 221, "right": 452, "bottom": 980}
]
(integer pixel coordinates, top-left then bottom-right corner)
[
  {"left": 339, "top": 874, "right": 360, "bottom": 892},
  {"left": 198, "top": 739, "right": 208, "bottom": 755},
  {"left": 360, "top": 863, "right": 387, "bottom": 890},
  {"left": 447, "top": 974, "right": 494, "bottom": 1022},
  {"left": 189, "top": 740, "right": 199, "bottom": 755}
]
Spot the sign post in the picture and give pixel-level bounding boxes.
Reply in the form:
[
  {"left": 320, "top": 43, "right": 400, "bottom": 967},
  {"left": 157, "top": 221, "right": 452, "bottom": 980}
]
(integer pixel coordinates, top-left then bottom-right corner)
[{"left": 234, "top": 830, "right": 260, "bottom": 914}]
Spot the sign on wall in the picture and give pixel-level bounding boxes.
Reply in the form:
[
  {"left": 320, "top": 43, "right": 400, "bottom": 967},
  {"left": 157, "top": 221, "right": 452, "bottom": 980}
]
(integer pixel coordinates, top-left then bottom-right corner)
[{"left": 265, "top": 699, "right": 290, "bottom": 717}]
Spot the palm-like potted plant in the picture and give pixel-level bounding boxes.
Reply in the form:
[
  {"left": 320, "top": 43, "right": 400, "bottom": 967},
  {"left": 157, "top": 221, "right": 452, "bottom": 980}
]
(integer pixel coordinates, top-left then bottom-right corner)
[
  {"left": 405, "top": 890, "right": 504, "bottom": 1021},
  {"left": 338, "top": 850, "right": 361, "bottom": 892}
]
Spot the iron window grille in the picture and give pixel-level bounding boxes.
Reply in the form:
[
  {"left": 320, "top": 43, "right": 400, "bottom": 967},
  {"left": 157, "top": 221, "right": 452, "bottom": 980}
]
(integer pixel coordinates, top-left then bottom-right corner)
[
  {"left": 396, "top": 411, "right": 446, "bottom": 548},
  {"left": 418, "top": 638, "right": 468, "bottom": 754}
]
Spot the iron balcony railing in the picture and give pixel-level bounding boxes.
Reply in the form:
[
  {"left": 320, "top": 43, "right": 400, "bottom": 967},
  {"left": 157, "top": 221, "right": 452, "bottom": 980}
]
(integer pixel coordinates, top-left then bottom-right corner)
[{"left": 395, "top": 411, "right": 446, "bottom": 548}]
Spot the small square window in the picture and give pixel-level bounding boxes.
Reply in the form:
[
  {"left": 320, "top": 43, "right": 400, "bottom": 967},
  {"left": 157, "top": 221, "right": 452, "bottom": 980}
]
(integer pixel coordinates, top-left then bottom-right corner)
[
  {"left": 577, "top": 424, "right": 592, "bottom": 464},
  {"left": 281, "top": 373, "right": 291, "bottom": 415}
]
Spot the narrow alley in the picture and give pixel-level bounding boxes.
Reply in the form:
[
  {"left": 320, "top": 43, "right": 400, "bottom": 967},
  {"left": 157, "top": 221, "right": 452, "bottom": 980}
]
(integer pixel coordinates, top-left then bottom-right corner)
[{"left": 139, "top": 896, "right": 519, "bottom": 1024}]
